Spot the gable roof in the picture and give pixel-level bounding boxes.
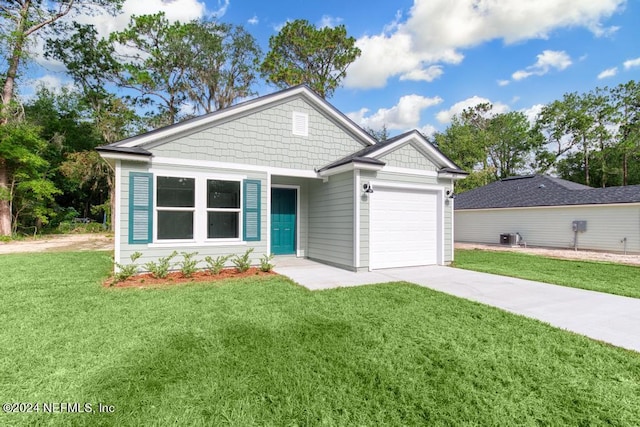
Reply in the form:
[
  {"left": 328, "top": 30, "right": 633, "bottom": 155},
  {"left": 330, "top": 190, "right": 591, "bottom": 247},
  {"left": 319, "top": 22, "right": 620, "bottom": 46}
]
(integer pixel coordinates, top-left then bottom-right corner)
[
  {"left": 455, "top": 175, "right": 640, "bottom": 210},
  {"left": 318, "top": 130, "right": 467, "bottom": 174},
  {"left": 97, "top": 85, "right": 377, "bottom": 155}
]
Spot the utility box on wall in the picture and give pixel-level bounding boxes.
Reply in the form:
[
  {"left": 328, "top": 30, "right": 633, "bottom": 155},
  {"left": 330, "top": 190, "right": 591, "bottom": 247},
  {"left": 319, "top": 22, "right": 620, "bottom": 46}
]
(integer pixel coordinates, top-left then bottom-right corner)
[{"left": 572, "top": 221, "right": 587, "bottom": 232}]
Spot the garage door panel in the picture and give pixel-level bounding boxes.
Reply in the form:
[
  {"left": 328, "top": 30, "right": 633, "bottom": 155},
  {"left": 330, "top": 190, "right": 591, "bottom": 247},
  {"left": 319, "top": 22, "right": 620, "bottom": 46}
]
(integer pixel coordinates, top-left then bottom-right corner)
[{"left": 370, "top": 187, "right": 438, "bottom": 269}]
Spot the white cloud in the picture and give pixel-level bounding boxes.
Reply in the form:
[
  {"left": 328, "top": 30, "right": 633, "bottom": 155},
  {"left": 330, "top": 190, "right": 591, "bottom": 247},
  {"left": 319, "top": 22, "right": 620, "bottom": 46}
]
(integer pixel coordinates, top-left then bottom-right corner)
[
  {"left": 318, "top": 15, "right": 343, "bottom": 28},
  {"left": 497, "top": 79, "right": 510, "bottom": 87},
  {"left": 598, "top": 67, "right": 618, "bottom": 79},
  {"left": 345, "top": 0, "right": 624, "bottom": 89},
  {"left": 520, "top": 104, "right": 544, "bottom": 125},
  {"left": 623, "top": 57, "right": 640, "bottom": 69},
  {"left": 511, "top": 50, "right": 572, "bottom": 81},
  {"left": 22, "top": 74, "right": 77, "bottom": 99},
  {"left": 400, "top": 65, "right": 444, "bottom": 82},
  {"left": 436, "top": 96, "right": 508, "bottom": 124},
  {"left": 419, "top": 124, "right": 438, "bottom": 139},
  {"left": 348, "top": 94, "right": 443, "bottom": 131},
  {"left": 208, "top": 0, "right": 230, "bottom": 18},
  {"left": 247, "top": 15, "right": 259, "bottom": 25}
]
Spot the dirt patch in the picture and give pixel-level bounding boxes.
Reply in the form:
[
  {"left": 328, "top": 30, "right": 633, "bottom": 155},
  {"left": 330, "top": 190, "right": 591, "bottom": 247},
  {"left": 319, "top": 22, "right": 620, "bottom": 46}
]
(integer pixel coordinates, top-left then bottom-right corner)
[
  {"left": 0, "top": 233, "right": 113, "bottom": 254},
  {"left": 105, "top": 267, "right": 276, "bottom": 288},
  {"left": 456, "top": 242, "right": 640, "bottom": 266}
]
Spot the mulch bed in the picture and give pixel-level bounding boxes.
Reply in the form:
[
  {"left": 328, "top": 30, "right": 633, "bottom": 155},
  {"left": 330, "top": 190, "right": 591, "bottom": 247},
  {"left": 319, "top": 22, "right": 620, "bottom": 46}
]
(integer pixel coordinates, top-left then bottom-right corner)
[{"left": 105, "top": 267, "right": 276, "bottom": 288}]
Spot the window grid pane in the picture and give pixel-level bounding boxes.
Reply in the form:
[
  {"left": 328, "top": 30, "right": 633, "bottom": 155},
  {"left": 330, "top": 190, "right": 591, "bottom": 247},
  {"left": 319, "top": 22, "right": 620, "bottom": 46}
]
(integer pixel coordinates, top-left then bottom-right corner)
[
  {"left": 208, "top": 212, "right": 239, "bottom": 239},
  {"left": 157, "top": 177, "right": 195, "bottom": 207},
  {"left": 207, "top": 180, "right": 240, "bottom": 209},
  {"left": 157, "top": 211, "right": 194, "bottom": 240}
]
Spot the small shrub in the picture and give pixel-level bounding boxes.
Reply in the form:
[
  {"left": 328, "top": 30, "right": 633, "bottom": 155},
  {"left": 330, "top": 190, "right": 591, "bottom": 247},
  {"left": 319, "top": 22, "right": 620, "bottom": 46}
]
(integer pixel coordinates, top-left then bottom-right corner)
[
  {"left": 178, "top": 251, "right": 199, "bottom": 278},
  {"left": 113, "top": 252, "right": 143, "bottom": 284},
  {"left": 144, "top": 251, "right": 177, "bottom": 279},
  {"left": 259, "top": 253, "right": 275, "bottom": 272},
  {"left": 204, "top": 254, "right": 232, "bottom": 275},
  {"left": 232, "top": 248, "right": 254, "bottom": 273}
]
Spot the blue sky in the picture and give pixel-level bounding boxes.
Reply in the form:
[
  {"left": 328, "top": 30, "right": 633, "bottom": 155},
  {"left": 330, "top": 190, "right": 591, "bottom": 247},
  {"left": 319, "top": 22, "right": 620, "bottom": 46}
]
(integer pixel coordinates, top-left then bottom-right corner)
[{"left": 27, "top": 0, "right": 640, "bottom": 137}]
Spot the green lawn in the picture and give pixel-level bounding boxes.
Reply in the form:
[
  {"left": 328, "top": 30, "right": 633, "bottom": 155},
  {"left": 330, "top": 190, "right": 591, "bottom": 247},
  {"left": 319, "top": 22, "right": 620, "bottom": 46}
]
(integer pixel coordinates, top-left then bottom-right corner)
[
  {"left": 1, "top": 251, "right": 639, "bottom": 426},
  {"left": 455, "top": 249, "right": 640, "bottom": 299}
]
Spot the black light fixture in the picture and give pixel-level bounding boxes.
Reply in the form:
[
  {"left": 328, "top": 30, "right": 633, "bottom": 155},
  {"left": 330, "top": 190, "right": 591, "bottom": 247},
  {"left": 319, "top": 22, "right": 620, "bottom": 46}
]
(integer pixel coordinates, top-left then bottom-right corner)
[{"left": 446, "top": 189, "right": 455, "bottom": 199}]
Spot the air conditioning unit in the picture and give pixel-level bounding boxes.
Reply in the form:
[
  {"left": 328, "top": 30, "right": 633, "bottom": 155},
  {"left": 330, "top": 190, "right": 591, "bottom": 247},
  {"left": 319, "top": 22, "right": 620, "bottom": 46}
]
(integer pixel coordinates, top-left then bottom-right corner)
[{"left": 500, "top": 233, "right": 517, "bottom": 245}]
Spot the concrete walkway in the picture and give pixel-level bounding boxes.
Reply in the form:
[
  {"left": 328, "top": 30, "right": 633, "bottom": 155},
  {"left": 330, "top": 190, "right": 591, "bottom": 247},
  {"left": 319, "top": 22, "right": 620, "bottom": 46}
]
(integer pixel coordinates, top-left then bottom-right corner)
[{"left": 274, "top": 257, "right": 640, "bottom": 353}]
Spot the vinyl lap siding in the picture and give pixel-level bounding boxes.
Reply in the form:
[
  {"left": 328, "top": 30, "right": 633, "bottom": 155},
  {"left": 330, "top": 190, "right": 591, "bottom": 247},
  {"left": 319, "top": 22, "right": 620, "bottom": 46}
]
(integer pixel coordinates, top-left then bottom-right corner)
[
  {"left": 308, "top": 172, "right": 354, "bottom": 269},
  {"left": 455, "top": 205, "right": 640, "bottom": 253}
]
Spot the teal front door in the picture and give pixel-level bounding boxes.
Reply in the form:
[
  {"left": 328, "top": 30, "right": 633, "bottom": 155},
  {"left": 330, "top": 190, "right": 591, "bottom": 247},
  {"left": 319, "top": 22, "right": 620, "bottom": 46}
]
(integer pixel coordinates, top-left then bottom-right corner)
[{"left": 271, "top": 188, "right": 296, "bottom": 255}]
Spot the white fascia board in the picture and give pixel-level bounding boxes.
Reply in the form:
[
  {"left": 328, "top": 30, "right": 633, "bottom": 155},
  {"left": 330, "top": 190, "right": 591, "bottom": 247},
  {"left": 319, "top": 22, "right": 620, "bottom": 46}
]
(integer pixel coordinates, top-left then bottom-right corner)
[
  {"left": 367, "top": 133, "right": 458, "bottom": 170},
  {"left": 438, "top": 172, "right": 468, "bottom": 180},
  {"left": 119, "top": 86, "right": 375, "bottom": 149},
  {"left": 99, "top": 152, "right": 151, "bottom": 163},
  {"left": 151, "top": 156, "right": 320, "bottom": 179},
  {"left": 318, "top": 162, "right": 384, "bottom": 177}
]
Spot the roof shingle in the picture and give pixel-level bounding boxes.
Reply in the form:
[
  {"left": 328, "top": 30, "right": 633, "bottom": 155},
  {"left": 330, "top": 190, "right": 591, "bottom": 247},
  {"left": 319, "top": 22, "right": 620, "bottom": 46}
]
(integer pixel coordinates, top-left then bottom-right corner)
[{"left": 455, "top": 175, "right": 640, "bottom": 210}]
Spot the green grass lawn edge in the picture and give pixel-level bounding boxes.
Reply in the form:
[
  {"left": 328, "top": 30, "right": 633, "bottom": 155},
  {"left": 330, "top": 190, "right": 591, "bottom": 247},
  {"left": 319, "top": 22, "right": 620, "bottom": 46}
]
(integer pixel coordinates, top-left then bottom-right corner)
[{"left": 454, "top": 249, "right": 640, "bottom": 299}]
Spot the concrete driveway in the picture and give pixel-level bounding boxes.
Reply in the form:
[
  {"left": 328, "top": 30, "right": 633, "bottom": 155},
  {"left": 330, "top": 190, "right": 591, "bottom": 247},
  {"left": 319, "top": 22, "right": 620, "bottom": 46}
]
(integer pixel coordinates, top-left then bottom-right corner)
[{"left": 274, "top": 257, "right": 640, "bottom": 353}]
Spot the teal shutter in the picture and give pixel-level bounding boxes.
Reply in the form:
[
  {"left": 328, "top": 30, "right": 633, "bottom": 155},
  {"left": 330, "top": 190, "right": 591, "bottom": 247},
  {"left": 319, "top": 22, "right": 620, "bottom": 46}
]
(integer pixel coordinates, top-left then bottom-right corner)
[
  {"left": 243, "top": 179, "right": 261, "bottom": 241},
  {"left": 129, "top": 172, "right": 153, "bottom": 244}
]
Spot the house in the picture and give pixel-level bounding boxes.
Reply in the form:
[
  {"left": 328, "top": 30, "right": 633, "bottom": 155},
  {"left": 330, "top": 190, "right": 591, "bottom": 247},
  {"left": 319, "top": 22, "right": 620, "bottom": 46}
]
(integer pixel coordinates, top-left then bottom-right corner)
[
  {"left": 98, "top": 86, "right": 467, "bottom": 271},
  {"left": 454, "top": 175, "right": 640, "bottom": 253}
]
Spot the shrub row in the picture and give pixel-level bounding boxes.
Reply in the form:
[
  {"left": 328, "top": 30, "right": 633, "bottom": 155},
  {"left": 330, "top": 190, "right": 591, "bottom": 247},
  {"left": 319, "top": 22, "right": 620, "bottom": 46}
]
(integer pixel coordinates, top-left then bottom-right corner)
[{"left": 112, "top": 248, "right": 274, "bottom": 284}]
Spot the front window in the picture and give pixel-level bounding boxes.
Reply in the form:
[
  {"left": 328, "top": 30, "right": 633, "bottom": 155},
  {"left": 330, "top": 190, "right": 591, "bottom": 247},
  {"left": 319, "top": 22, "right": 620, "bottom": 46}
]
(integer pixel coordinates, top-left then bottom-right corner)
[
  {"left": 156, "top": 176, "right": 195, "bottom": 240},
  {"left": 207, "top": 180, "right": 240, "bottom": 239}
]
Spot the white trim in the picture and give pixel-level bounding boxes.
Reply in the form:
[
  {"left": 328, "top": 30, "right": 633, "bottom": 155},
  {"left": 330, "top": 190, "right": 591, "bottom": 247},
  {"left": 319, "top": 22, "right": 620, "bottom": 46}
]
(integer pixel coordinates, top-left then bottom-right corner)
[
  {"left": 270, "top": 185, "right": 301, "bottom": 257},
  {"left": 149, "top": 241, "right": 247, "bottom": 249},
  {"left": 354, "top": 170, "right": 361, "bottom": 268},
  {"left": 152, "top": 156, "right": 319, "bottom": 179},
  {"left": 119, "top": 86, "right": 376, "bottom": 149},
  {"left": 381, "top": 166, "right": 438, "bottom": 177},
  {"left": 100, "top": 152, "right": 151, "bottom": 163},
  {"left": 318, "top": 162, "right": 384, "bottom": 177},
  {"left": 370, "top": 180, "right": 443, "bottom": 192},
  {"left": 457, "top": 202, "right": 640, "bottom": 212},
  {"left": 438, "top": 172, "right": 468, "bottom": 180},
  {"left": 266, "top": 173, "right": 271, "bottom": 255},
  {"left": 152, "top": 173, "right": 246, "bottom": 244},
  {"left": 366, "top": 132, "right": 457, "bottom": 169},
  {"left": 114, "top": 160, "right": 121, "bottom": 268}
]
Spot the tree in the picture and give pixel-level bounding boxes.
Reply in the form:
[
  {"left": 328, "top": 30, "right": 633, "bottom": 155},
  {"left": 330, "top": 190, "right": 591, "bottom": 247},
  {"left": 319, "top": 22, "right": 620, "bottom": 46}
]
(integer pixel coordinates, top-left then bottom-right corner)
[
  {"left": 109, "top": 13, "right": 192, "bottom": 126},
  {"left": 0, "top": 0, "right": 122, "bottom": 236},
  {"left": 0, "top": 120, "right": 60, "bottom": 233},
  {"left": 182, "top": 22, "right": 261, "bottom": 113},
  {"left": 260, "top": 19, "right": 361, "bottom": 98},
  {"left": 365, "top": 125, "right": 389, "bottom": 142},
  {"left": 486, "top": 111, "right": 542, "bottom": 179},
  {"left": 611, "top": 80, "right": 640, "bottom": 185}
]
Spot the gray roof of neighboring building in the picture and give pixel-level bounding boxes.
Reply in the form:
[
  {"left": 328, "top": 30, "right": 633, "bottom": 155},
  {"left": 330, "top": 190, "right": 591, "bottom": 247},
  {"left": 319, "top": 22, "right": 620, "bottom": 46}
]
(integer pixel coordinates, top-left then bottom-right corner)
[{"left": 455, "top": 175, "right": 640, "bottom": 210}]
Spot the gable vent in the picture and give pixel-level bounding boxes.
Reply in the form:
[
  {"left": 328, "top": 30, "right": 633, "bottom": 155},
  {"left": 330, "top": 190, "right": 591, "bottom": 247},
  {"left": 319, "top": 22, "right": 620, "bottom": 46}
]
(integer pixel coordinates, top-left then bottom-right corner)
[{"left": 292, "top": 112, "right": 308, "bottom": 136}]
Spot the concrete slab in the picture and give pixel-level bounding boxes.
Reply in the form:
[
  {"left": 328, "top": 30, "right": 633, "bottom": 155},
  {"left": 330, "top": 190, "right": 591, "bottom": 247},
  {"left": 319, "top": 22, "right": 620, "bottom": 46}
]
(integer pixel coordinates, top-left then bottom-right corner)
[{"left": 273, "top": 257, "right": 640, "bottom": 353}]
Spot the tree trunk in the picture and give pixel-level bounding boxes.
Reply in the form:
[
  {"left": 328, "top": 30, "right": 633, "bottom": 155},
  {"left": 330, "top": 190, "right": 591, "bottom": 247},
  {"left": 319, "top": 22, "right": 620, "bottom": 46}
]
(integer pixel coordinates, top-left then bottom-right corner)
[
  {"left": 1, "top": 1, "right": 30, "bottom": 114},
  {"left": 0, "top": 159, "right": 11, "bottom": 236},
  {"left": 622, "top": 151, "right": 628, "bottom": 186}
]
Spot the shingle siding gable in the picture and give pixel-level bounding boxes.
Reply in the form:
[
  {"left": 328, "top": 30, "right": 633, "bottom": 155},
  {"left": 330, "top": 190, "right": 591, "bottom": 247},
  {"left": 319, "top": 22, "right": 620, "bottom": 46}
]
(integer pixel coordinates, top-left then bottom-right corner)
[{"left": 149, "top": 97, "right": 366, "bottom": 170}]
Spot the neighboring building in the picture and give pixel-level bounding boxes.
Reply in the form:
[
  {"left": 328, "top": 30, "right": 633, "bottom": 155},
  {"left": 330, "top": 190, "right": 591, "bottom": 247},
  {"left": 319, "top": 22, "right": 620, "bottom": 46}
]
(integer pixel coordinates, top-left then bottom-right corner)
[
  {"left": 454, "top": 175, "right": 640, "bottom": 253},
  {"left": 98, "top": 86, "right": 467, "bottom": 271}
]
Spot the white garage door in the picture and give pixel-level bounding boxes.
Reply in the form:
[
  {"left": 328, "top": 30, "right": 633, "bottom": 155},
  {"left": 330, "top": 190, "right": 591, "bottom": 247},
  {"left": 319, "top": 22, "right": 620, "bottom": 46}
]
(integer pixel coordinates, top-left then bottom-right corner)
[{"left": 370, "top": 187, "right": 439, "bottom": 269}]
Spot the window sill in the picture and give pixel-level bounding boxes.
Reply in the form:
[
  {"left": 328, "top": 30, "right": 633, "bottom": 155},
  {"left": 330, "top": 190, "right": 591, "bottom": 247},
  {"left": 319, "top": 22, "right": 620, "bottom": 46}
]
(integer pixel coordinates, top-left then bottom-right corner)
[{"left": 149, "top": 240, "right": 247, "bottom": 248}]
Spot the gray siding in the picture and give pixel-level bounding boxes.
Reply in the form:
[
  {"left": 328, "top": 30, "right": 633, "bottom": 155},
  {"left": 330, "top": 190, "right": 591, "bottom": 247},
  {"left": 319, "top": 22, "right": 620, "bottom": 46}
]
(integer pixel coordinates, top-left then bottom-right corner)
[
  {"left": 455, "top": 205, "right": 640, "bottom": 253},
  {"left": 149, "top": 97, "right": 366, "bottom": 170},
  {"left": 376, "top": 142, "right": 438, "bottom": 171},
  {"left": 271, "top": 176, "right": 314, "bottom": 257},
  {"left": 308, "top": 172, "right": 354, "bottom": 269},
  {"left": 118, "top": 161, "right": 268, "bottom": 269}
]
